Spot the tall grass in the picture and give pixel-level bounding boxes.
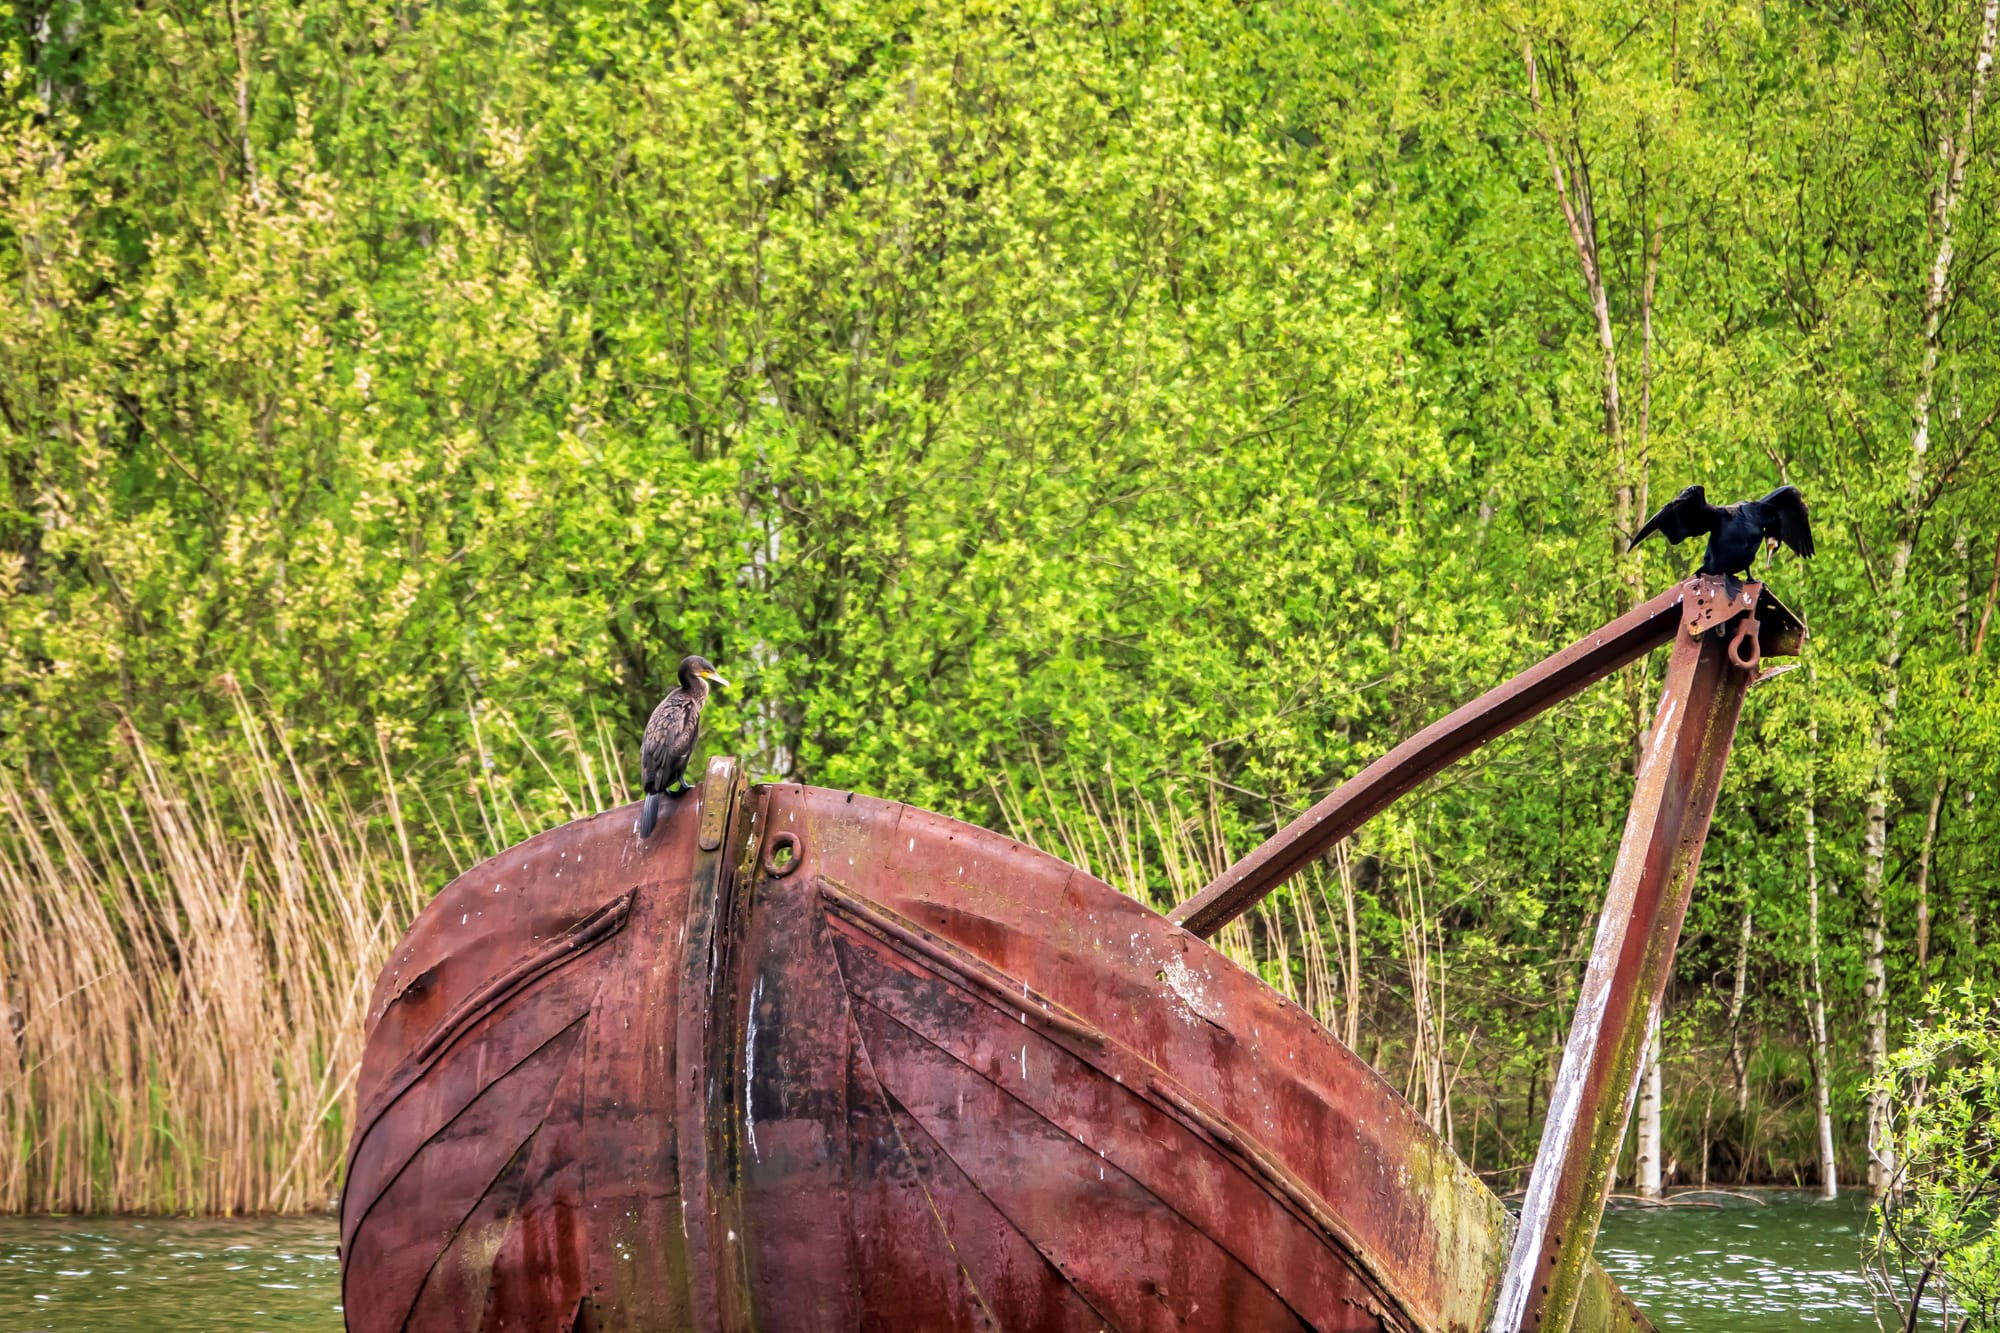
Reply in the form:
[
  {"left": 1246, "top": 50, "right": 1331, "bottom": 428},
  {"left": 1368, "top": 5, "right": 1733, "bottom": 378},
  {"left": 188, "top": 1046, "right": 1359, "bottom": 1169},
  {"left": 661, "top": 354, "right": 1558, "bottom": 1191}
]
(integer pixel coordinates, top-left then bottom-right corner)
[
  {"left": 0, "top": 691, "right": 632, "bottom": 1215},
  {"left": 1, "top": 714, "right": 1840, "bottom": 1212},
  {"left": 0, "top": 692, "right": 426, "bottom": 1213}
]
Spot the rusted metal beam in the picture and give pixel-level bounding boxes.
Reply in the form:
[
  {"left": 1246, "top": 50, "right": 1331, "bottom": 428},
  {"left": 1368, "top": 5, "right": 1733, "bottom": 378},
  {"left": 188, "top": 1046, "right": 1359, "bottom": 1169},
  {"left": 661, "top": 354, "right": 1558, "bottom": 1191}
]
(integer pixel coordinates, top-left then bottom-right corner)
[
  {"left": 1172, "top": 578, "right": 1755, "bottom": 938},
  {"left": 1489, "top": 588, "right": 1774, "bottom": 1333}
]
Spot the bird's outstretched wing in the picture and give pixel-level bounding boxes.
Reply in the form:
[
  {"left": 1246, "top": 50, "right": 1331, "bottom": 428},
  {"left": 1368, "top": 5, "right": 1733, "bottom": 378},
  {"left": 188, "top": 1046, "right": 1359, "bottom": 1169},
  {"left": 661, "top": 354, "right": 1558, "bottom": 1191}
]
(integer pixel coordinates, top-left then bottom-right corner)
[
  {"left": 1634, "top": 484, "right": 1717, "bottom": 546},
  {"left": 1757, "top": 485, "right": 1814, "bottom": 559}
]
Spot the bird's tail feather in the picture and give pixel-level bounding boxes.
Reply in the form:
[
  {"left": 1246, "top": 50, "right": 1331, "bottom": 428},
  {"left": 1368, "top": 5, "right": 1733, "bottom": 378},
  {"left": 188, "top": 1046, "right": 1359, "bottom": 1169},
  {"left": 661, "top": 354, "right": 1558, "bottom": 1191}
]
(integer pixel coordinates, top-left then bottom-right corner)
[{"left": 639, "top": 792, "right": 660, "bottom": 838}]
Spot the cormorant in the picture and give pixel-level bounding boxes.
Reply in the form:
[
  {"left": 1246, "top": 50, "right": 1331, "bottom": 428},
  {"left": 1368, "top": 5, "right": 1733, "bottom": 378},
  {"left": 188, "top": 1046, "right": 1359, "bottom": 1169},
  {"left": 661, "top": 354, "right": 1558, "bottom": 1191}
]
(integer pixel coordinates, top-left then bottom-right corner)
[
  {"left": 638, "top": 655, "right": 728, "bottom": 838},
  {"left": 1633, "top": 484, "right": 1815, "bottom": 587}
]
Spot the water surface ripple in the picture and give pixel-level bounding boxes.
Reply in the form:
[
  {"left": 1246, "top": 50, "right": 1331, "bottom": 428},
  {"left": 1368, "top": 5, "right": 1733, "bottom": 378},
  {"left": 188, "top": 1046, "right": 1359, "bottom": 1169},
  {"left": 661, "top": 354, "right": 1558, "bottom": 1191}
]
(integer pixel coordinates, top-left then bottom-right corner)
[
  {"left": 0, "top": 1215, "right": 340, "bottom": 1330},
  {"left": 1595, "top": 1189, "right": 1883, "bottom": 1330}
]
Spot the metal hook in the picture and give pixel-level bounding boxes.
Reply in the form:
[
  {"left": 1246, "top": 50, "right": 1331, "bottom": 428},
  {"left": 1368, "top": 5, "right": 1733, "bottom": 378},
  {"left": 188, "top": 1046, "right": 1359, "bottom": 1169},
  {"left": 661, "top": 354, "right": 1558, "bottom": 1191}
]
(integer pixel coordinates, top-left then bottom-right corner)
[{"left": 1727, "top": 614, "right": 1761, "bottom": 673}]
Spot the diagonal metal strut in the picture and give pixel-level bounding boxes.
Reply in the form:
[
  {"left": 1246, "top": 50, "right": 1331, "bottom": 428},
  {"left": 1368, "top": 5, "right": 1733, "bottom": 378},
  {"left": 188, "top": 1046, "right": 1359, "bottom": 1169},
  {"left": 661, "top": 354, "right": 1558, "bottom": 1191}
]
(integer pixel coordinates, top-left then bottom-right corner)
[
  {"left": 1488, "top": 601, "right": 1766, "bottom": 1332},
  {"left": 1167, "top": 575, "right": 1802, "bottom": 1333},
  {"left": 1171, "top": 577, "right": 1794, "bottom": 938}
]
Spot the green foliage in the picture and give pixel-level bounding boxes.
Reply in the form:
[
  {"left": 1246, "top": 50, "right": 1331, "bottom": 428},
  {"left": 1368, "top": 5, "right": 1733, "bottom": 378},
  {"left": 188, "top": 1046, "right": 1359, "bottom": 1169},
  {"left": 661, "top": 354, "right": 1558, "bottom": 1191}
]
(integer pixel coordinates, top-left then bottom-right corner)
[
  {"left": 5, "top": 0, "right": 2000, "bottom": 1202},
  {"left": 0, "top": 0, "right": 1461, "bottom": 817},
  {"left": 1869, "top": 988, "right": 2000, "bottom": 1331}
]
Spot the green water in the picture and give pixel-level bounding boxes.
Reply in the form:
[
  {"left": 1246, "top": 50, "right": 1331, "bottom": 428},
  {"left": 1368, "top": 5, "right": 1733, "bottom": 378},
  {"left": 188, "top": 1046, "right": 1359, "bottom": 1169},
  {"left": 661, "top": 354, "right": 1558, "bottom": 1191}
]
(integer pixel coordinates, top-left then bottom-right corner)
[
  {"left": 0, "top": 1216, "right": 341, "bottom": 1331},
  {"left": 0, "top": 1192, "right": 1893, "bottom": 1331},
  {"left": 1595, "top": 1190, "right": 1886, "bottom": 1330}
]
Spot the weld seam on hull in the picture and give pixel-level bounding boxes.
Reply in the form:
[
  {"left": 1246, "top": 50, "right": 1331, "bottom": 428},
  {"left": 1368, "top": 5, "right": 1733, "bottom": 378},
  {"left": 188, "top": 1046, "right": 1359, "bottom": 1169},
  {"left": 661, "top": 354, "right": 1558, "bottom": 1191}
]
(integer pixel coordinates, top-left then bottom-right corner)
[
  {"left": 839, "top": 997, "right": 1005, "bottom": 1330},
  {"left": 820, "top": 877, "right": 1104, "bottom": 1048},
  {"left": 1147, "top": 1077, "right": 1412, "bottom": 1332},
  {"left": 345, "top": 893, "right": 631, "bottom": 1204},
  {"left": 344, "top": 1016, "right": 589, "bottom": 1263},
  {"left": 837, "top": 942, "right": 1351, "bottom": 1332},
  {"left": 827, "top": 876, "right": 1415, "bottom": 1328},
  {"left": 848, "top": 998, "right": 1182, "bottom": 1332},
  {"left": 396, "top": 1128, "right": 544, "bottom": 1333},
  {"left": 414, "top": 891, "right": 635, "bottom": 1069}
]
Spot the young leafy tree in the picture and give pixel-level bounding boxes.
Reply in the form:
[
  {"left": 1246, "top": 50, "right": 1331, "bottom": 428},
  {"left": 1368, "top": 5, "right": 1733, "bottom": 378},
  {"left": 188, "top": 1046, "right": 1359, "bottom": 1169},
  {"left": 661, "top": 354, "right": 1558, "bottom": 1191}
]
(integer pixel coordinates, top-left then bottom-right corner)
[{"left": 1869, "top": 986, "right": 2000, "bottom": 1331}]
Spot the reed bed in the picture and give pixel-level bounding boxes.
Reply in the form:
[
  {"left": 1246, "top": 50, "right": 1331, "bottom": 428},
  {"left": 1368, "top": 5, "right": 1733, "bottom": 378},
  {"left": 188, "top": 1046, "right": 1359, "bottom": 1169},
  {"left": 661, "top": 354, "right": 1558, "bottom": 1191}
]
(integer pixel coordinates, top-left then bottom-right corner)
[
  {"left": 0, "top": 693, "right": 631, "bottom": 1215},
  {"left": 1, "top": 717, "right": 1819, "bottom": 1212},
  {"left": 0, "top": 693, "right": 425, "bottom": 1214}
]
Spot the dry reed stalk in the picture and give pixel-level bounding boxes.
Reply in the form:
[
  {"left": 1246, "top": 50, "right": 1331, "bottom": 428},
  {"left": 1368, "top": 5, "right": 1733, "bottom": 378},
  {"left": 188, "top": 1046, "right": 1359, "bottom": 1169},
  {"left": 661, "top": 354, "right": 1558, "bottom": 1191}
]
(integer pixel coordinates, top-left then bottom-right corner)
[
  {"left": 1257, "top": 896, "right": 1299, "bottom": 1003},
  {"left": 1292, "top": 870, "right": 1340, "bottom": 1032},
  {"left": 1400, "top": 879, "right": 1442, "bottom": 1134},
  {"left": 1331, "top": 840, "right": 1364, "bottom": 1049}
]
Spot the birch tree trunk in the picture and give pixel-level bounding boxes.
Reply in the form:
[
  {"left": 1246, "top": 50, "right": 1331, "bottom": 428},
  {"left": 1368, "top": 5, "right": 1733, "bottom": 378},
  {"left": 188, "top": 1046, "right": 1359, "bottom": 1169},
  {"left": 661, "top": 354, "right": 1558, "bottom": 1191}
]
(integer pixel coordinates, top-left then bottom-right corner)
[
  {"left": 1522, "top": 30, "right": 1671, "bottom": 1192},
  {"left": 1958, "top": 536, "right": 2000, "bottom": 981},
  {"left": 1728, "top": 900, "right": 1754, "bottom": 1119},
  {"left": 1523, "top": 38, "right": 1627, "bottom": 500},
  {"left": 1805, "top": 694, "right": 1837, "bottom": 1200},
  {"left": 225, "top": 0, "right": 262, "bottom": 206},
  {"left": 1913, "top": 779, "right": 1945, "bottom": 977},
  {"left": 1520, "top": 38, "right": 1647, "bottom": 635},
  {"left": 1636, "top": 1010, "right": 1664, "bottom": 1198},
  {"left": 1860, "top": 0, "right": 2000, "bottom": 1195}
]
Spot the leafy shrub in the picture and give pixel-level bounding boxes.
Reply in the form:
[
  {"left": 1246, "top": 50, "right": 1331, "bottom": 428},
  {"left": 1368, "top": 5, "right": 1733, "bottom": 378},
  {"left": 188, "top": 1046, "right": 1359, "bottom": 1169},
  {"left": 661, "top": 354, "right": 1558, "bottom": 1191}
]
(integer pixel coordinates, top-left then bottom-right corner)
[{"left": 1870, "top": 987, "right": 2000, "bottom": 1332}]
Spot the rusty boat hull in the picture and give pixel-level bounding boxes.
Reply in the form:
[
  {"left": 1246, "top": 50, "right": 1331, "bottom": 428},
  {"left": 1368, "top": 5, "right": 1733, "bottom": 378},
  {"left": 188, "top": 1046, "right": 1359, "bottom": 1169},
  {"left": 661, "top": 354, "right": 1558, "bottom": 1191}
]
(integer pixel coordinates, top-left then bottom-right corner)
[{"left": 339, "top": 767, "right": 1650, "bottom": 1333}]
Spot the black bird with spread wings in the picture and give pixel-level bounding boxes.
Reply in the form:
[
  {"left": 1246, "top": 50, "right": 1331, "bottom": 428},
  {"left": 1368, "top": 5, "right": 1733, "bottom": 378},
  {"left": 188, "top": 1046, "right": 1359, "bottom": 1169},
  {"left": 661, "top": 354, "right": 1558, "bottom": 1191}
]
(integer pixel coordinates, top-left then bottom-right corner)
[
  {"left": 1634, "top": 484, "right": 1815, "bottom": 587},
  {"left": 637, "top": 654, "right": 728, "bottom": 839}
]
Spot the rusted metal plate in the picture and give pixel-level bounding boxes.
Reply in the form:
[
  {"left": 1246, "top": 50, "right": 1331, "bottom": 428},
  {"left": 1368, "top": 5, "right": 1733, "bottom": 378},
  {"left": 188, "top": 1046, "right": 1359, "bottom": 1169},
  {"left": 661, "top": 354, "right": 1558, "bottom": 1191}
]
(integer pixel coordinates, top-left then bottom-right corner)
[
  {"left": 349, "top": 636, "right": 1758, "bottom": 1333},
  {"left": 823, "top": 884, "right": 1377, "bottom": 1330},
  {"left": 778, "top": 787, "right": 1648, "bottom": 1333},
  {"left": 340, "top": 769, "right": 706, "bottom": 1331},
  {"left": 1680, "top": 577, "right": 1758, "bottom": 637}
]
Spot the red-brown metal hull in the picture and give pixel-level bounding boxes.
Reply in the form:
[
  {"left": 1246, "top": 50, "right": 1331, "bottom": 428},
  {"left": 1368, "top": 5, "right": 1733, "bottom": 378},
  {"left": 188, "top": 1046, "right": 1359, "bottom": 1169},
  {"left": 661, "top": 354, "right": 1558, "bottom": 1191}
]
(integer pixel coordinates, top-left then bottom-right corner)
[{"left": 340, "top": 766, "right": 1649, "bottom": 1332}]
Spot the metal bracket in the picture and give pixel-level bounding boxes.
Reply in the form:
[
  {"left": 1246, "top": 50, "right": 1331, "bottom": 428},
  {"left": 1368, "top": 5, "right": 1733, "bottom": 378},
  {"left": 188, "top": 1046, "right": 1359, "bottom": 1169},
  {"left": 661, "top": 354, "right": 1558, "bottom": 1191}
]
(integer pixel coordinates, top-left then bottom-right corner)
[
  {"left": 1173, "top": 576, "right": 1804, "bottom": 939},
  {"left": 1491, "top": 624, "right": 1756, "bottom": 1331},
  {"left": 1157, "top": 574, "right": 1807, "bottom": 1329},
  {"left": 674, "top": 754, "right": 755, "bottom": 1330},
  {"left": 698, "top": 756, "right": 738, "bottom": 851},
  {"left": 1680, "top": 574, "right": 1759, "bottom": 638}
]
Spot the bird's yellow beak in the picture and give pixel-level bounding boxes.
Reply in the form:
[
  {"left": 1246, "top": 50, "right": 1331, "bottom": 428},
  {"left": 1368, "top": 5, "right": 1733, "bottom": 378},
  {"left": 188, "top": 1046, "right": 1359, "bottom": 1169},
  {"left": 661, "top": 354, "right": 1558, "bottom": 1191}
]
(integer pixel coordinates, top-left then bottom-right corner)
[{"left": 704, "top": 669, "right": 730, "bottom": 689}]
